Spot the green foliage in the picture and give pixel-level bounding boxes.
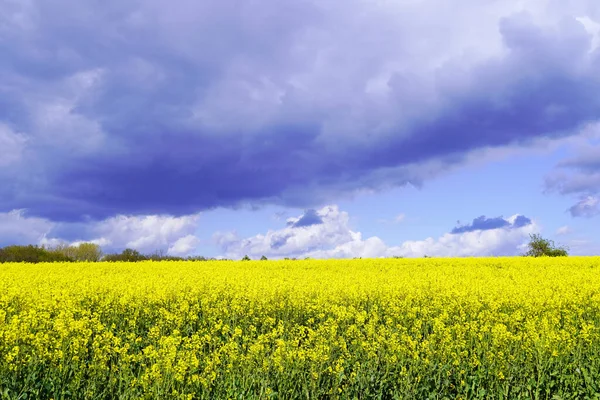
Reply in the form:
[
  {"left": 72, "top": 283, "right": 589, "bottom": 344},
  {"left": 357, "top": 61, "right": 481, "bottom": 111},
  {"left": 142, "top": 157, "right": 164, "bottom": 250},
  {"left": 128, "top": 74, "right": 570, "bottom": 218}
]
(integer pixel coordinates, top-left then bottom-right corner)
[
  {"left": 241, "top": 255, "right": 251, "bottom": 261},
  {"left": 523, "top": 234, "right": 569, "bottom": 257},
  {"left": 103, "top": 248, "right": 148, "bottom": 262},
  {"left": 0, "top": 244, "right": 214, "bottom": 263},
  {"left": 146, "top": 249, "right": 185, "bottom": 261},
  {"left": 260, "top": 255, "right": 268, "bottom": 260},
  {"left": 0, "top": 245, "right": 73, "bottom": 263},
  {"left": 187, "top": 256, "right": 209, "bottom": 261},
  {"left": 52, "top": 242, "right": 103, "bottom": 262}
]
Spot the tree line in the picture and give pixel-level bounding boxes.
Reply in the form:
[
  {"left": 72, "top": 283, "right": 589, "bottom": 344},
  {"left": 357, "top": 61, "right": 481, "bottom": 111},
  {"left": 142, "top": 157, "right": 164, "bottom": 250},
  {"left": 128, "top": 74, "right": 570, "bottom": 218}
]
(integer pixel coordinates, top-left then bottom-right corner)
[
  {"left": 0, "top": 244, "right": 221, "bottom": 263},
  {"left": 0, "top": 234, "right": 568, "bottom": 263}
]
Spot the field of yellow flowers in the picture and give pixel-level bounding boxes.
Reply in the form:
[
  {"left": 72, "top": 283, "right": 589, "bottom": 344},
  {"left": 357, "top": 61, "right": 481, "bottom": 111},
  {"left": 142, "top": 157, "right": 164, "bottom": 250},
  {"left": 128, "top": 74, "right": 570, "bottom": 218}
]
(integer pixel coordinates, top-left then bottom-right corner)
[{"left": 2, "top": 257, "right": 600, "bottom": 399}]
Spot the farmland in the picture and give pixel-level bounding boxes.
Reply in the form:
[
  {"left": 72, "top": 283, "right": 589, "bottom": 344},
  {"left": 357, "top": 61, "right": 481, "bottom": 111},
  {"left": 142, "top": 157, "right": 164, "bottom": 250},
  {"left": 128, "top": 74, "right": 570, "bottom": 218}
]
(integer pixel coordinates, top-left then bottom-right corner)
[{"left": 1, "top": 257, "right": 600, "bottom": 399}]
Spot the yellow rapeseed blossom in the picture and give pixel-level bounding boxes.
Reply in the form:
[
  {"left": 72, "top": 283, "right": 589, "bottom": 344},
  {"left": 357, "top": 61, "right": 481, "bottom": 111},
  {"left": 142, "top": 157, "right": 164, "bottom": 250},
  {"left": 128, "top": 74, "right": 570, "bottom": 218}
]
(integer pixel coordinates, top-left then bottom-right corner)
[{"left": 1, "top": 257, "right": 600, "bottom": 398}]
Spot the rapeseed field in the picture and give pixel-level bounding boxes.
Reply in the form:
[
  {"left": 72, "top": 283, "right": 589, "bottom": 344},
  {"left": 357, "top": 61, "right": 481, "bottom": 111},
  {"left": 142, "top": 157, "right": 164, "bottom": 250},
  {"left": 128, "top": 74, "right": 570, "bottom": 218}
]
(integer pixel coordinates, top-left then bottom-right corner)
[{"left": 1, "top": 257, "right": 600, "bottom": 399}]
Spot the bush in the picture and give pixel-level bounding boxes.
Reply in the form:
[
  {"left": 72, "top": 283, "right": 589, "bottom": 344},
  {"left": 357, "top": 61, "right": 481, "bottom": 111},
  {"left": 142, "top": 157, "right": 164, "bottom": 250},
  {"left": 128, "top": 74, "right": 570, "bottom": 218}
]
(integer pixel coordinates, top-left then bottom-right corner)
[
  {"left": 52, "top": 243, "right": 103, "bottom": 262},
  {"left": 187, "top": 256, "right": 209, "bottom": 261},
  {"left": 0, "top": 245, "right": 73, "bottom": 263},
  {"left": 103, "top": 248, "right": 148, "bottom": 262},
  {"left": 146, "top": 249, "right": 185, "bottom": 261},
  {"left": 523, "top": 234, "right": 568, "bottom": 257}
]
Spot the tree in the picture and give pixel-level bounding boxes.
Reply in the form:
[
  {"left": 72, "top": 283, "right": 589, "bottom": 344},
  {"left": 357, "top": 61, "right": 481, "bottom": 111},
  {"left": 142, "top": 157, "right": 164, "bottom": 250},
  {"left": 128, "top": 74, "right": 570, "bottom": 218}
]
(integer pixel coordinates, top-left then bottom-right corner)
[
  {"left": 0, "top": 245, "right": 73, "bottom": 263},
  {"left": 103, "top": 248, "right": 147, "bottom": 262},
  {"left": 52, "top": 242, "right": 103, "bottom": 262},
  {"left": 187, "top": 255, "right": 208, "bottom": 261},
  {"left": 260, "top": 255, "right": 268, "bottom": 260},
  {"left": 241, "top": 255, "right": 251, "bottom": 261},
  {"left": 147, "top": 249, "right": 184, "bottom": 261},
  {"left": 523, "top": 234, "right": 568, "bottom": 257},
  {"left": 75, "top": 243, "right": 103, "bottom": 261}
]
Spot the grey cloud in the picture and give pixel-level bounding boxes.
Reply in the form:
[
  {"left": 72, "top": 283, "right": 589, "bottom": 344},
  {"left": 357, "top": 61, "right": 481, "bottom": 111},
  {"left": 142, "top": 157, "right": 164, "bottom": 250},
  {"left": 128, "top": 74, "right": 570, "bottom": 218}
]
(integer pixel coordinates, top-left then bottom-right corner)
[
  {"left": 544, "top": 139, "right": 600, "bottom": 215},
  {"left": 452, "top": 215, "right": 531, "bottom": 234},
  {"left": 1, "top": 0, "right": 600, "bottom": 221},
  {"left": 287, "top": 209, "right": 323, "bottom": 228},
  {"left": 569, "top": 196, "right": 600, "bottom": 217}
]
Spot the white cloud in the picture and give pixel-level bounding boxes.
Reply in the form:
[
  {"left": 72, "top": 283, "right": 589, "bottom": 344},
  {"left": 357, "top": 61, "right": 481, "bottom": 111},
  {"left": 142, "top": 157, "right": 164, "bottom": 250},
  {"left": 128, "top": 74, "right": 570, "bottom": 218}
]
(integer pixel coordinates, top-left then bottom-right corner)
[
  {"left": 556, "top": 225, "right": 572, "bottom": 235},
  {"left": 0, "top": 124, "right": 27, "bottom": 167},
  {"left": 384, "top": 215, "right": 538, "bottom": 258},
  {"left": 0, "top": 209, "right": 203, "bottom": 256},
  {"left": 215, "top": 205, "right": 538, "bottom": 259},
  {"left": 569, "top": 195, "right": 600, "bottom": 218},
  {"left": 168, "top": 235, "right": 201, "bottom": 256},
  {"left": 70, "top": 238, "right": 112, "bottom": 247},
  {"left": 87, "top": 213, "right": 202, "bottom": 254},
  {"left": 0, "top": 209, "right": 54, "bottom": 245},
  {"left": 543, "top": 123, "right": 600, "bottom": 215},
  {"left": 214, "top": 205, "right": 355, "bottom": 258}
]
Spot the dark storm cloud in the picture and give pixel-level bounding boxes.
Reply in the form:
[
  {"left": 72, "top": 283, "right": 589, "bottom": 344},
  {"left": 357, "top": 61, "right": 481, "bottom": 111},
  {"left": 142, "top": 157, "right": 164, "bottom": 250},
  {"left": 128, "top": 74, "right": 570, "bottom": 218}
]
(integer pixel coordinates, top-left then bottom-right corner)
[
  {"left": 451, "top": 215, "right": 531, "bottom": 234},
  {"left": 1, "top": 0, "right": 600, "bottom": 221}
]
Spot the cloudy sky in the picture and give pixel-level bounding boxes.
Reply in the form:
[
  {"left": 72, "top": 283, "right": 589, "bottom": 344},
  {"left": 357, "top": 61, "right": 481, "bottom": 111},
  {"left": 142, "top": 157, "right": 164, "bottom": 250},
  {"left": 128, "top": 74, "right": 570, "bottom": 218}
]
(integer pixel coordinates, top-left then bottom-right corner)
[{"left": 1, "top": 0, "right": 600, "bottom": 259}]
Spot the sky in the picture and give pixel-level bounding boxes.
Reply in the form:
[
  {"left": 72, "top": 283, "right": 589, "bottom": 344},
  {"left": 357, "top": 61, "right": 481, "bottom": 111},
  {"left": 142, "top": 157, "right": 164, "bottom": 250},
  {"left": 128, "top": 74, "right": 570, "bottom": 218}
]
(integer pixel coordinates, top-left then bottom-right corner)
[{"left": 1, "top": 0, "right": 600, "bottom": 259}]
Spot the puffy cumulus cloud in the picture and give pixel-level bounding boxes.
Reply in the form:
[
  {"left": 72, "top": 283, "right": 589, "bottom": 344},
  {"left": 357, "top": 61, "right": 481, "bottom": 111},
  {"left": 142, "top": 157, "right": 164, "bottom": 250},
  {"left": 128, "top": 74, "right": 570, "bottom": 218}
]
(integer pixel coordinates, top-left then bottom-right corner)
[
  {"left": 0, "top": 209, "right": 55, "bottom": 246},
  {"left": 213, "top": 205, "right": 355, "bottom": 258},
  {"left": 385, "top": 214, "right": 537, "bottom": 258},
  {"left": 79, "top": 213, "right": 203, "bottom": 254},
  {"left": 168, "top": 235, "right": 202, "bottom": 256},
  {"left": 1, "top": 0, "right": 600, "bottom": 222},
  {"left": 214, "top": 206, "right": 537, "bottom": 259},
  {"left": 0, "top": 209, "right": 203, "bottom": 256}
]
